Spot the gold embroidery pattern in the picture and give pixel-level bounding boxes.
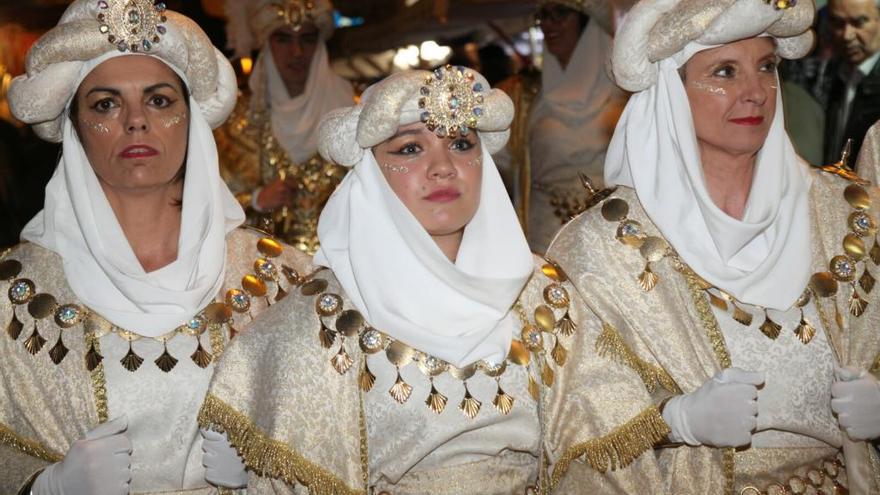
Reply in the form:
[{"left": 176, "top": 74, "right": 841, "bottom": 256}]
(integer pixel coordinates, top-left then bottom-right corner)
[
  {"left": 199, "top": 394, "right": 365, "bottom": 495},
  {"left": 595, "top": 323, "right": 680, "bottom": 394},
  {"left": 550, "top": 406, "right": 670, "bottom": 487},
  {"left": 0, "top": 421, "right": 63, "bottom": 463},
  {"left": 85, "top": 330, "right": 109, "bottom": 423}
]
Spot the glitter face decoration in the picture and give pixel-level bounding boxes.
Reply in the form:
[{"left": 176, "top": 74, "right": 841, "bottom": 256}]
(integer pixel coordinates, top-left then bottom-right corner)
[
  {"left": 381, "top": 163, "right": 410, "bottom": 174},
  {"left": 690, "top": 80, "right": 727, "bottom": 96},
  {"left": 161, "top": 111, "right": 187, "bottom": 129},
  {"left": 82, "top": 120, "right": 111, "bottom": 134},
  {"left": 467, "top": 155, "right": 482, "bottom": 167}
]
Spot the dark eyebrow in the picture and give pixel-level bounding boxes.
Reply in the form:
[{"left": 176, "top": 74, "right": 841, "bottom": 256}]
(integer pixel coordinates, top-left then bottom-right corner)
[
  {"left": 388, "top": 128, "right": 425, "bottom": 140},
  {"left": 85, "top": 82, "right": 179, "bottom": 98}
]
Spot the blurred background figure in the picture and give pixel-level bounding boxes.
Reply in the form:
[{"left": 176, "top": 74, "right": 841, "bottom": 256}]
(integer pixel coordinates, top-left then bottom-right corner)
[
  {"left": 822, "top": 0, "right": 880, "bottom": 166},
  {"left": 217, "top": 0, "right": 354, "bottom": 254},
  {"left": 498, "top": 0, "right": 628, "bottom": 254}
]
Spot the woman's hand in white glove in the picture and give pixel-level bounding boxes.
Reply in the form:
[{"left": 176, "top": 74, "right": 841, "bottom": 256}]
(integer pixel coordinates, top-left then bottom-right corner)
[
  {"left": 32, "top": 415, "right": 131, "bottom": 495},
  {"left": 831, "top": 366, "right": 880, "bottom": 441},
  {"left": 662, "top": 367, "right": 763, "bottom": 448},
  {"left": 201, "top": 428, "right": 247, "bottom": 488}
]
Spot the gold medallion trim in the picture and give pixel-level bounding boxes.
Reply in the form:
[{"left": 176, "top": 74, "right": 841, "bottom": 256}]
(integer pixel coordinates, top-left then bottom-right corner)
[
  {"left": 0, "top": 421, "right": 63, "bottom": 463},
  {"left": 198, "top": 394, "right": 365, "bottom": 495},
  {"left": 550, "top": 406, "right": 670, "bottom": 487},
  {"left": 595, "top": 323, "right": 680, "bottom": 394}
]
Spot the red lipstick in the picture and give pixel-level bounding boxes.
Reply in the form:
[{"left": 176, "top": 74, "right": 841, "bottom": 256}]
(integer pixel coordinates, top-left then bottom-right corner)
[
  {"left": 424, "top": 187, "right": 461, "bottom": 202},
  {"left": 120, "top": 145, "right": 159, "bottom": 159},
  {"left": 729, "top": 116, "right": 764, "bottom": 126}
]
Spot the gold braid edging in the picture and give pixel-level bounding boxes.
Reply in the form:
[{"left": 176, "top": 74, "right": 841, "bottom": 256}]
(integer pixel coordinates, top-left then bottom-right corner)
[
  {"left": 85, "top": 331, "right": 109, "bottom": 423},
  {"left": 595, "top": 323, "right": 680, "bottom": 394},
  {"left": 0, "top": 422, "right": 63, "bottom": 463},
  {"left": 198, "top": 394, "right": 364, "bottom": 495},
  {"left": 681, "top": 266, "right": 735, "bottom": 495},
  {"left": 550, "top": 406, "right": 670, "bottom": 488}
]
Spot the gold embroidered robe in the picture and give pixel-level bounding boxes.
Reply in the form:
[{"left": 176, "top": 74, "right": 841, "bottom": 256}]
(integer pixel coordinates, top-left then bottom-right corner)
[
  {"left": 544, "top": 171, "right": 880, "bottom": 494},
  {"left": 215, "top": 94, "right": 348, "bottom": 255},
  {"left": 199, "top": 255, "right": 614, "bottom": 494},
  {"left": 0, "top": 228, "right": 311, "bottom": 494}
]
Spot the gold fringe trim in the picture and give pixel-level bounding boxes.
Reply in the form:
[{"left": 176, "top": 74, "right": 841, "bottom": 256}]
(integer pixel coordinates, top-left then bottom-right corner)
[
  {"left": 550, "top": 406, "right": 670, "bottom": 488},
  {"left": 198, "top": 394, "right": 364, "bottom": 495},
  {"left": 0, "top": 422, "right": 63, "bottom": 463},
  {"left": 209, "top": 322, "right": 226, "bottom": 361},
  {"left": 595, "top": 323, "right": 680, "bottom": 394},
  {"left": 85, "top": 331, "right": 109, "bottom": 423}
]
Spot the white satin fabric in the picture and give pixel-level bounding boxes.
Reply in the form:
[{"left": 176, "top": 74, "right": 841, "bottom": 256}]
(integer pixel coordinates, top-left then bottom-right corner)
[
  {"left": 604, "top": 43, "right": 813, "bottom": 310},
  {"left": 21, "top": 53, "right": 245, "bottom": 337},
  {"left": 254, "top": 42, "right": 354, "bottom": 164},
  {"left": 314, "top": 146, "right": 533, "bottom": 368}
]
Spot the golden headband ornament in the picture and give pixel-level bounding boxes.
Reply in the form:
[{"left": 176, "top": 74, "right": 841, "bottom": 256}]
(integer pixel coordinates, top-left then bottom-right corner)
[
  {"left": 418, "top": 65, "right": 485, "bottom": 139},
  {"left": 97, "top": 0, "right": 168, "bottom": 53},
  {"left": 766, "top": 0, "right": 796, "bottom": 10},
  {"left": 272, "top": 0, "right": 317, "bottom": 31}
]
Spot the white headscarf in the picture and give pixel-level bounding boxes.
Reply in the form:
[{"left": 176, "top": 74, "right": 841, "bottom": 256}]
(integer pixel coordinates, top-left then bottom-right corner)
[
  {"left": 529, "top": 19, "right": 623, "bottom": 187},
  {"left": 604, "top": 42, "right": 812, "bottom": 310},
  {"left": 252, "top": 41, "right": 353, "bottom": 164},
  {"left": 21, "top": 53, "right": 245, "bottom": 337},
  {"left": 315, "top": 139, "right": 533, "bottom": 367}
]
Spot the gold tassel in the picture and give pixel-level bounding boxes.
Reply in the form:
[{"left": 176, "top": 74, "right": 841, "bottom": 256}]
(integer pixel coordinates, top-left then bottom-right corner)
[
  {"left": 389, "top": 369, "right": 413, "bottom": 404},
  {"left": 330, "top": 345, "right": 353, "bottom": 374},
  {"left": 358, "top": 357, "right": 375, "bottom": 392},
  {"left": 850, "top": 287, "right": 868, "bottom": 317},
  {"left": 425, "top": 380, "right": 448, "bottom": 414},
  {"left": 555, "top": 310, "right": 576, "bottom": 336},
  {"left": 860, "top": 269, "right": 876, "bottom": 294},
  {"left": 155, "top": 344, "right": 178, "bottom": 372},
  {"left": 759, "top": 311, "right": 781, "bottom": 340},
  {"left": 551, "top": 338, "right": 568, "bottom": 366},
  {"left": 85, "top": 341, "right": 103, "bottom": 372},
  {"left": 542, "top": 359, "right": 555, "bottom": 387},
  {"left": 871, "top": 237, "right": 880, "bottom": 265},
  {"left": 731, "top": 302, "right": 753, "bottom": 326},
  {"left": 794, "top": 311, "right": 816, "bottom": 344},
  {"left": 638, "top": 263, "right": 658, "bottom": 291},
  {"left": 24, "top": 326, "right": 46, "bottom": 355},
  {"left": 48, "top": 335, "right": 68, "bottom": 365},
  {"left": 120, "top": 342, "right": 144, "bottom": 372},
  {"left": 318, "top": 321, "right": 336, "bottom": 349},
  {"left": 493, "top": 381, "right": 514, "bottom": 415},
  {"left": 459, "top": 383, "right": 481, "bottom": 419},
  {"left": 274, "top": 284, "right": 288, "bottom": 302},
  {"left": 191, "top": 338, "right": 213, "bottom": 368},
  {"left": 528, "top": 373, "right": 539, "bottom": 401},
  {"left": 6, "top": 311, "right": 23, "bottom": 340}
]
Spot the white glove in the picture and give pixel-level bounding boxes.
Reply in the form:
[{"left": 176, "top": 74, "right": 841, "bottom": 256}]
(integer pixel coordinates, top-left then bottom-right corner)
[
  {"left": 831, "top": 366, "right": 880, "bottom": 441},
  {"left": 662, "top": 367, "right": 763, "bottom": 448},
  {"left": 32, "top": 415, "right": 131, "bottom": 495},
  {"left": 201, "top": 428, "right": 247, "bottom": 488}
]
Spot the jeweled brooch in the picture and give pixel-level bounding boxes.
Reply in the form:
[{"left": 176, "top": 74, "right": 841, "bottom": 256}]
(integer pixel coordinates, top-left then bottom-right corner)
[
  {"left": 419, "top": 65, "right": 485, "bottom": 139},
  {"left": 97, "top": 0, "right": 168, "bottom": 53},
  {"left": 271, "top": 0, "right": 317, "bottom": 31}
]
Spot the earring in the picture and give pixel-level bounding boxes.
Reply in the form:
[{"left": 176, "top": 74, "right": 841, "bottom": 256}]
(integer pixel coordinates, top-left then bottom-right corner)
[{"left": 381, "top": 163, "right": 409, "bottom": 174}]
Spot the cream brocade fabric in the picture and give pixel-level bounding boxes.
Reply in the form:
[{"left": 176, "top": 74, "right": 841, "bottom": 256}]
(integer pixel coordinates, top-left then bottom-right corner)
[
  {"left": 0, "top": 228, "right": 311, "bottom": 494},
  {"left": 215, "top": 94, "right": 347, "bottom": 255},
  {"left": 200, "top": 255, "right": 630, "bottom": 494},
  {"left": 545, "top": 171, "right": 880, "bottom": 494}
]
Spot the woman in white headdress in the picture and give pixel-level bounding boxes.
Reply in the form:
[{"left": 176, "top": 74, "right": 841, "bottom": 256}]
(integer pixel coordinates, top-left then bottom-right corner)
[
  {"left": 199, "top": 66, "right": 594, "bottom": 493},
  {"left": 543, "top": 0, "right": 880, "bottom": 492},
  {"left": 0, "top": 1, "right": 309, "bottom": 493},
  {"left": 217, "top": 0, "right": 354, "bottom": 254}
]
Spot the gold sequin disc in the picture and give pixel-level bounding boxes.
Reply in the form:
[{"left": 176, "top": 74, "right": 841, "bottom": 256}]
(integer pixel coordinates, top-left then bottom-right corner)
[
  {"left": 810, "top": 272, "right": 839, "bottom": 297},
  {"left": 335, "top": 309, "right": 364, "bottom": 336},
  {"left": 844, "top": 184, "right": 871, "bottom": 210},
  {"left": 601, "top": 198, "right": 629, "bottom": 222},
  {"left": 0, "top": 259, "right": 22, "bottom": 280},
  {"left": 257, "top": 238, "right": 284, "bottom": 258},
  {"left": 28, "top": 293, "right": 57, "bottom": 319}
]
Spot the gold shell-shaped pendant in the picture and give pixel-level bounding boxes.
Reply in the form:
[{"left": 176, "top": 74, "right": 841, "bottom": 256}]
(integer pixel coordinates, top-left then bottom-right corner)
[
  {"left": 85, "top": 342, "right": 103, "bottom": 372},
  {"left": 331, "top": 346, "right": 354, "bottom": 375},
  {"left": 49, "top": 336, "right": 68, "bottom": 365},
  {"left": 359, "top": 360, "right": 376, "bottom": 392},
  {"left": 493, "top": 385, "right": 515, "bottom": 415},
  {"left": 24, "top": 327, "right": 46, "bottom": 355},
  {"left": 318, "top": 321, "right": 337, "bottom": 349},
  {"left": 542, "top": 361, "right": 555, "bottom": 387},
  {"left": 155, "top": 348, "right": 178, "bottom": 373},
  {"left": 794, "top": 318, "right": 816, "bottom": 344},
  {"left": 731, "top": 303, "right": 754, "bottom": 326},
  {"left": 871, "top": 241, "right": 880, "bottom": 265},
  {"left": 850, "top": 290, "right": 868, "bottom": 317},
  {"left": 528, "top": 374, "right": 539, "bottom": 401},
  {"left": 860, "top": 269, "right": 876, "bottom": 294},
  {"left": 191, "top": 342, "right": 213, "bottom": 368},
  {"left": 551, "top": 339, "right": 568, "bottom": 366},
  {"left": 759, "top": 314, "right": 781, "bottom": 340},
  {"left": 459, "top": 387, "right": 482, "bottom": 420},
  {"left": 638, "top": 264, "right": 658, "bottom": 291},
  {"left": 555, "top": 311, "right": 577, "bottom": 336},
  {"left": 6, "top": 311, "right": 23, "bottom": 340},
  {"left": 389, "top": 372, "right": 413, "bottom": 404},
  {"left": 120, "top": 345, "right": 144, "bottom": 372},
  {"left": 425, "top": 383, "right": 448, "bottom": 414}
]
